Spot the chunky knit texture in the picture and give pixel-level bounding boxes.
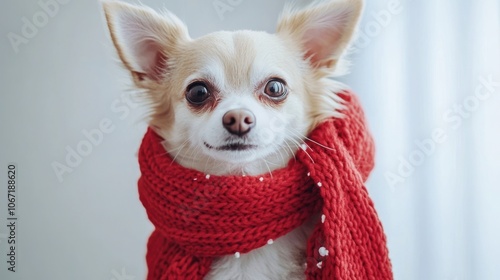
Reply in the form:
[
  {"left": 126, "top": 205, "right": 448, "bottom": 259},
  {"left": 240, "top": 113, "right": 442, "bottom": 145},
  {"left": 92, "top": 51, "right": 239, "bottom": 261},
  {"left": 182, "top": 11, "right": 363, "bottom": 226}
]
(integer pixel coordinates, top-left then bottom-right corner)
[{"left": 138, "top": 91, "right": 393, "bottom": 280}]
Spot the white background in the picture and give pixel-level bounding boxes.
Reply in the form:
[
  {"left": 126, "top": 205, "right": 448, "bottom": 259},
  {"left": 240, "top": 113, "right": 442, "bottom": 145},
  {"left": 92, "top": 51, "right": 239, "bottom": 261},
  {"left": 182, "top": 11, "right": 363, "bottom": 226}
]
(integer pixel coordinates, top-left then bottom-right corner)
[{"left": 1, "top": 0, "right": 499, "bottom": 280}]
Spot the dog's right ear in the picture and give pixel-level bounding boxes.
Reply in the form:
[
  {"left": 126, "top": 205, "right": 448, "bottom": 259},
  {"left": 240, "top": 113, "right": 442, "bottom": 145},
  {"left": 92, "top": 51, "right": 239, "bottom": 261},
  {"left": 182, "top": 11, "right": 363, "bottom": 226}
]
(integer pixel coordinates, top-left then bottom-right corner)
[
  {"left": 102, "top": 1, "right": 190, "bottom": 88},
  {"left": 277, "top": 0, "right": 363, "bottom": 70}
]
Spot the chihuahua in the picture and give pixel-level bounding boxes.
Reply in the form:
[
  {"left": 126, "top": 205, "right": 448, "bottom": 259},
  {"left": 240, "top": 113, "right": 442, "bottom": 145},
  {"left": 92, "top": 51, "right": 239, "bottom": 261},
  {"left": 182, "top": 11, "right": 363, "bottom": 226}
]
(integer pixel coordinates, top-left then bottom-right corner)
[{"left": 103, "top": 0, "right": 363, "bottom": 279}]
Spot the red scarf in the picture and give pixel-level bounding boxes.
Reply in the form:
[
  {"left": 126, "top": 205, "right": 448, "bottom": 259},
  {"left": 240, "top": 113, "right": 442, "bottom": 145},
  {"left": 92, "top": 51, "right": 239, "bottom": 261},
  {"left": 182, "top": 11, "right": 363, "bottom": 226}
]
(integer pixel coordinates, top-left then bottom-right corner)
[{"left": 138, "top": 91, "right": 393, "bottom": 279}]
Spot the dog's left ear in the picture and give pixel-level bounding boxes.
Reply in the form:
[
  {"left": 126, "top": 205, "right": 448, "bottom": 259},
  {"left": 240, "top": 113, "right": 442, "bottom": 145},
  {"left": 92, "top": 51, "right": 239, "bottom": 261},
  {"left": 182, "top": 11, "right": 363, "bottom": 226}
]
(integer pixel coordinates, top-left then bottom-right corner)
[{"left": 277, "top": 0, "right": 363, "bottom": 69}]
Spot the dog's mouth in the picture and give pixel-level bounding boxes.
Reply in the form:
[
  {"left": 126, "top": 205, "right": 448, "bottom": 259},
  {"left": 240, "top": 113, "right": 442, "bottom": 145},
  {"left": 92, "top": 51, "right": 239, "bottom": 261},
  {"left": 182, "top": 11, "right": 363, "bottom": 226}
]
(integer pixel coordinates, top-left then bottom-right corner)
[{"left": 204, "top": 141, "right": 258, "bottom": 151}]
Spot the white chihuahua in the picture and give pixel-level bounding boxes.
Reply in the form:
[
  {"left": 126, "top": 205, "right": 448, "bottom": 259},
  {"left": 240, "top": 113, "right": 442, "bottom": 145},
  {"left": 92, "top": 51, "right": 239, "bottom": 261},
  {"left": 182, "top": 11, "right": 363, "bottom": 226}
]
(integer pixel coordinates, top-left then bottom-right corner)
[{"left": 103, "top": 0, "right": 363, "bottom": 279}]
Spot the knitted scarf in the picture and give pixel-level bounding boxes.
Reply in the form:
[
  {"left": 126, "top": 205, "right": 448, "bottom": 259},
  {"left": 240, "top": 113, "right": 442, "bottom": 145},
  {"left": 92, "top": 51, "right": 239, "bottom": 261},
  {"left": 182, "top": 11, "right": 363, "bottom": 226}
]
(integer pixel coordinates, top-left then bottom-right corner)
[{"left": 138, "top": 91, "right": 393, "bottom": 280}]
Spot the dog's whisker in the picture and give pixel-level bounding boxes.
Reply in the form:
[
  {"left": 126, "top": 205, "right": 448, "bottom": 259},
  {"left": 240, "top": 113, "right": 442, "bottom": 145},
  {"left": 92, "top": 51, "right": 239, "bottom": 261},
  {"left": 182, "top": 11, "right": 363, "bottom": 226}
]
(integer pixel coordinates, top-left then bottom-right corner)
[
  {"left": 170, "top": 139, "right": 190, "bottom": 166},
  {"left": 185, "top": 142, "right": 201, "bottom": 163},
  {"left": 271, "top": 143, "right": 286, "bottom": 165},
  {"left": 152, "top": 149, "right": 174, "bottom": 159},
  {"left": 261, "top": 159, "right": 273, "bottom": 178},
  {"left": 282, "top": 140, "right": 297, "bottom": 162},
  {"left": 179, "top": 146, "right": 197, "bottom": 162},
  {"left": 288, "top": 128, "right": 335, "bottom": 151},
  {"left": 279, "top": 142, "right": 295, "bottom": 161},
  {"left": 285, "top": 135, "right": 315, "bottom": 164},
  {"left": 168, "top": 142, "right": 189, "bottom": 153},
  {"left": 263, "top": 147, "right": 285, "bottom": 167},
  {"left": 286, "top": 129, "right": 315, "bottom": 151}
]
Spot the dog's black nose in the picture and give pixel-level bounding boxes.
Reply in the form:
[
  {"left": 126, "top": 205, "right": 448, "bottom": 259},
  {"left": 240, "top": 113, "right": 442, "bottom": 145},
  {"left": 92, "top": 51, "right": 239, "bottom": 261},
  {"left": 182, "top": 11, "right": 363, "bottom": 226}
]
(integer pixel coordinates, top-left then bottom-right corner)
[{"left": 222, "top": 109, "right": 256, "bottom": 136}]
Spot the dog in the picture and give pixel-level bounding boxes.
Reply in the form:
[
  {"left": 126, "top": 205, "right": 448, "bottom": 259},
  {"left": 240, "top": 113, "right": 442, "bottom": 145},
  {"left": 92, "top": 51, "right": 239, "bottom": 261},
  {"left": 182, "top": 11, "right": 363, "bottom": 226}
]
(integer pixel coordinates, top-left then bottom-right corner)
[{"left": 103, "top": 0, "right": 363, "bottom": 279}]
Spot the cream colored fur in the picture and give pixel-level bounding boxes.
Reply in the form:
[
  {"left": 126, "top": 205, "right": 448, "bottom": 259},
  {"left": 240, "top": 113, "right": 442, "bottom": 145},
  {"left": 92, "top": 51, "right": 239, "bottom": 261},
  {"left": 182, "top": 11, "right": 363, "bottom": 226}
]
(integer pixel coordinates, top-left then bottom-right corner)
[{"left": 102, "top": 0, "right": 363, "bottom": 279}]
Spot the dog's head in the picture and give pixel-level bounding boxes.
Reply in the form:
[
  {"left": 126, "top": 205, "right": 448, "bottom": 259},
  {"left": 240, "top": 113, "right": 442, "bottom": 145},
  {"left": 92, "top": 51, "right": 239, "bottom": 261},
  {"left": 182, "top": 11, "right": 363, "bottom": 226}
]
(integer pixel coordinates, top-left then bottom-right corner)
[{"left": 103, "top": 0, "right": 363, "bottom": 175}]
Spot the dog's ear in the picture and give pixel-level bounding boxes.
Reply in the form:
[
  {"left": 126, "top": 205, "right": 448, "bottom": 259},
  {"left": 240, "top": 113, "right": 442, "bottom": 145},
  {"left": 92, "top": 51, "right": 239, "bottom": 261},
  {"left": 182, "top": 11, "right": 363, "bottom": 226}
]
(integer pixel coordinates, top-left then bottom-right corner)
[
  {"left": 277, "top": 0, "right": 363, "bottom": 69},
  {"left": 102, "top": 1, "right": 190, "bottom": 87}
]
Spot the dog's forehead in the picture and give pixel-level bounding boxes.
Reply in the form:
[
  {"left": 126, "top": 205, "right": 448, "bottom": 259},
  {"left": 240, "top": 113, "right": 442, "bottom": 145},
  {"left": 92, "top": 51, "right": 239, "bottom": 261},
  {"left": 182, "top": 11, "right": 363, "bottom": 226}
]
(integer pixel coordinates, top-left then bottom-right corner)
[{"left": 181, "top": 31, "right": 296, "bottom": 88}]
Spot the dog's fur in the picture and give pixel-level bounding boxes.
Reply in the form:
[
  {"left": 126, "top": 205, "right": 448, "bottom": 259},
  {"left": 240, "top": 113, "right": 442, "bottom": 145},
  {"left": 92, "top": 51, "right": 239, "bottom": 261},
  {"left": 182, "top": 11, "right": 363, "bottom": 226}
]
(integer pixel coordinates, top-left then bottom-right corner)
[{"left": 103, "top": 0, "right": 363, "bottom": 279}]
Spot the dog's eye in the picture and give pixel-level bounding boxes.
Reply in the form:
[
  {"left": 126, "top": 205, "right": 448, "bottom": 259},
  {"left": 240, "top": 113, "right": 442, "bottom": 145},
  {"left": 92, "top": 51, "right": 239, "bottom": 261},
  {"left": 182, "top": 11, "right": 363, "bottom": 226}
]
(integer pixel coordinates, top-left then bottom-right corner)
[
  {"left": 264, "top": 79, "right": 288, "bottom": 100},
  {"left": 186, "top": 82, "right": 211, "bottom": 104}
]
